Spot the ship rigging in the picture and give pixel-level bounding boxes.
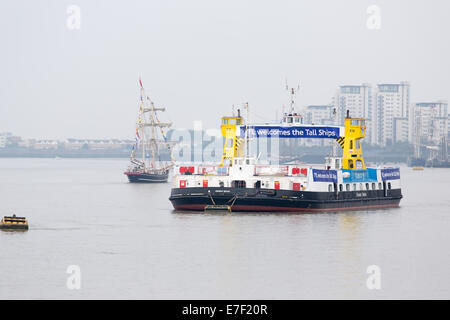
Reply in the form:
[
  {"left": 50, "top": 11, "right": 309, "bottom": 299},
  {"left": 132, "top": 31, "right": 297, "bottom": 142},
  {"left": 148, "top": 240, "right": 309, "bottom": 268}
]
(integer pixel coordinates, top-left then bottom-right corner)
[{"left": 124, "top": 78, "right": 175, "bottom": 183}]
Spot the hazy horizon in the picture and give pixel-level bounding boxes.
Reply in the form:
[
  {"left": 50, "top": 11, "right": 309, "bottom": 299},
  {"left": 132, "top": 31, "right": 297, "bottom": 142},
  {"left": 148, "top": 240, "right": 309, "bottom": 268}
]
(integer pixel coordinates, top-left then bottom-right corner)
[{"left": 1, "top": 0, "right": 449, "bottom": 139}]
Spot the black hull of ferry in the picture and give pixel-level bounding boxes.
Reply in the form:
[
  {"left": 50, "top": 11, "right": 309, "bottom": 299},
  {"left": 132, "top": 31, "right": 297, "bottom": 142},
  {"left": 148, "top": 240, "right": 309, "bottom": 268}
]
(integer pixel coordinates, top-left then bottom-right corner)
[
  {"left": 169, "top": 187, "right": 402, "bottom": 212},
  {"left": 125, "top": 172, "right": 169, "bottom": 183}
]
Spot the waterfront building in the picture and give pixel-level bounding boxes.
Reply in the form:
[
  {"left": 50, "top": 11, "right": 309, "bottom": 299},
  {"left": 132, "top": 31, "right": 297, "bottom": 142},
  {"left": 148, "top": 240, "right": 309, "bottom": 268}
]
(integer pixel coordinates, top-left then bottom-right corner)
[
  {"left": 375, "top": 82, "right": 410, "bottom": 146},
  {"left": 333, "top": 84, "right": 375, "bottom": 144},
  {"left": 304, "top": 104, "right": 334, "bottom": 147},
  {"left": 411, "top": 101, "right": 448, "bottom": 145}
]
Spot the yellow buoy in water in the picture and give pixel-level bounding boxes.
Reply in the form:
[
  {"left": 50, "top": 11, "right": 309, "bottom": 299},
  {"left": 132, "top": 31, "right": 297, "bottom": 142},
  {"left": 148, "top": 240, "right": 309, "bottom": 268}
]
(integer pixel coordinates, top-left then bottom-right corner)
[{"left": 0, "top": 215, "right": 29, "bottom": 231}]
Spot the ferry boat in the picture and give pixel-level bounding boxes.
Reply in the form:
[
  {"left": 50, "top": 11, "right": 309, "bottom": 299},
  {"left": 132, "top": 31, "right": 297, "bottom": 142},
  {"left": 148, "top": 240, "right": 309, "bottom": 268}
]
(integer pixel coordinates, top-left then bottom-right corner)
[
  {"left": 169, "top": 109, "right": 403, "bottom": 212},
  {"left": 124, "top": 79, "right": 175, "bottom": 183}
]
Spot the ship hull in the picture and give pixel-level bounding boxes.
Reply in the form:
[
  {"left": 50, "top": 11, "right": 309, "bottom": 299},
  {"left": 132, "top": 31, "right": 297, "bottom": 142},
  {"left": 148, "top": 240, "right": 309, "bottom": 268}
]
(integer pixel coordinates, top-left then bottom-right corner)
[
  {"left": 169, "top": 187, "right": 402, "bottom": 212},
  {"left": 125, "top": 171, "right": 168, "bottom": 183}
]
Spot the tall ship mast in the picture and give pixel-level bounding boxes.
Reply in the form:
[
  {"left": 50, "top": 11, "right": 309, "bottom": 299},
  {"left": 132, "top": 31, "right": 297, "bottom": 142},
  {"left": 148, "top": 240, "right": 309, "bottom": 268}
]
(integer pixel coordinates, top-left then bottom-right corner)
[{"left": 124, "top": 78, "right": 175, "bottom": 183}]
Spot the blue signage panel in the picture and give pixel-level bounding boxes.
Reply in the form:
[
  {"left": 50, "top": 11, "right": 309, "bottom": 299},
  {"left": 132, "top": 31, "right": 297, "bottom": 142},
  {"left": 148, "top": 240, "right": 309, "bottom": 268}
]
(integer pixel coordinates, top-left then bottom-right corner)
[
  {"left": 312, "top": 169, "right": 337, "bottom": 183},
  {"left": 241, "top": 126, "right": 341, "bottom": 139},
  {"left": 342, "top": 169, "right": 378, "bottom": 183},
  {"left": 367, "top": 168, "right": 378, "bottom": 181},
  {"left": 381, "top": 168, "right": 400, "bottom": 181}
]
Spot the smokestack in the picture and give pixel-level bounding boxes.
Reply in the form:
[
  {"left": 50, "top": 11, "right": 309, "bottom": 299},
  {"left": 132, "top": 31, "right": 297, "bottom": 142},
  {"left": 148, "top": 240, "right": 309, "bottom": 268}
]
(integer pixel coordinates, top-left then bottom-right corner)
[
  {"left": 238, "top": 109, "right": 241, "bottom": 117},
  {"left": 346, "top": 110, "right": 350, "bottom": 118}
]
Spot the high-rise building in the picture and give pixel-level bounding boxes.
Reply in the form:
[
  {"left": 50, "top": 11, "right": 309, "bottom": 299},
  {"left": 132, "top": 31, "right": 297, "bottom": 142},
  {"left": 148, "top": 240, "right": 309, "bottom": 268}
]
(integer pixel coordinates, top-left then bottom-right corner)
[
  {"left": 333, "top": 84, "right": 375, "bottom": 144},
  {"left": 448, "top": 114, "right": 450, "bottom": 139},
  {"left": 375, "top": 82, "right": 410, "bottom": 146},
  {"left": 0, "top": 132, "right": 12, "bottom": 148},
  {"left": 305, "top": 105, "right": 334, "bottom": 124},
  {"left": 411, "top": 101, "right": 448, "bottom": 145},
  {"left": 304, "top": 104, "right": 334, "bottom": 146}
]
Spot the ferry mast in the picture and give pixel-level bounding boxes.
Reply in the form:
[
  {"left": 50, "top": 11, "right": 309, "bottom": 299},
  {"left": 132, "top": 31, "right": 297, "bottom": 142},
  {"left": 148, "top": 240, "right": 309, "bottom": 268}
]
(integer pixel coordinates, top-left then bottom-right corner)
[{"left": 285, "top": 81, "right": 301, "bottom": 117}]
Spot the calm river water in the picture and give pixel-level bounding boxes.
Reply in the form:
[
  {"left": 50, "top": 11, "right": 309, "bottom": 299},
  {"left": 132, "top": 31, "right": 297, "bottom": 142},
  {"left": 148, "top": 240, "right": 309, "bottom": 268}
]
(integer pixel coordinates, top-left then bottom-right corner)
[{"left": 0, "top": 158, "right": 449, "bottom": 299}]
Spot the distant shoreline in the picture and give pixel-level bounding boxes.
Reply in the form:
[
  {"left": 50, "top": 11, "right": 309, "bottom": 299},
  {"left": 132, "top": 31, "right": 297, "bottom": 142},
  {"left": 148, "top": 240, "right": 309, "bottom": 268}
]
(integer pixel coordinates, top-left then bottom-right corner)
[
  {"left": 0, "top": 151, "right": 408, "bottom": 163},
  {"left": 0, "top": 148, "right": 172, "bottom": 159},
  {"left": 0, "top": 150, "right": 130, "bottom": 158}
]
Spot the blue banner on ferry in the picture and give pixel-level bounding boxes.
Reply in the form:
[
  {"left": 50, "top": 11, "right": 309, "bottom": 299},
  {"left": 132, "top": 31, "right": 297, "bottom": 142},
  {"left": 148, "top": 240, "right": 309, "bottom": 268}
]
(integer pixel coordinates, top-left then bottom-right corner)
[
  {"left": 381, "top": 168, "right": 400, "bottom": 181},
  {"left": 312, "top": 169, "right": 337, "bottom": 182},
  {"left": 241, "top": 126, "right": 341, "bottom": 139},
  {"left": 342, "top": 169, "right": 378, "bottom": 183}
]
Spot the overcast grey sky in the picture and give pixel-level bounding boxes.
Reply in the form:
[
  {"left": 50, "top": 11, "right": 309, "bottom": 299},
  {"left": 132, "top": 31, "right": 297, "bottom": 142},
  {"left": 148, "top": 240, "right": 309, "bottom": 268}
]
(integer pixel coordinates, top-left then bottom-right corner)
[{"left": 1, "top": 0, "right": 449, "bottom": 139}]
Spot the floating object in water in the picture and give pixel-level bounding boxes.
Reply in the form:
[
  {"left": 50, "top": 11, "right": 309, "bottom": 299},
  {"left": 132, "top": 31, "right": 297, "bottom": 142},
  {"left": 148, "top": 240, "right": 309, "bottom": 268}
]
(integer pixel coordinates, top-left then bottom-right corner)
[
  {"left": 170, "top": 109, "right": 403, "bottom": 212},
  {"left": 124, "top": 78, "right": 176, "bottom": 183},
  {"left": 412, "top": 166, "right": 424, "bottom": 171},
  {"left": 0, "top": 215, "right": 29, "bottom": 230},
  {"left": 204, "top": 205, "right": 231, "bottom": 212}
]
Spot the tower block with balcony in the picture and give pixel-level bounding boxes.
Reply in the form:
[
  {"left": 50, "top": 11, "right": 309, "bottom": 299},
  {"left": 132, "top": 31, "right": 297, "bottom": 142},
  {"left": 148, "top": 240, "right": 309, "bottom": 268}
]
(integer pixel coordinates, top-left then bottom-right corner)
[{"left": 342, "top": 113, "right": 367, "bottom": 170}]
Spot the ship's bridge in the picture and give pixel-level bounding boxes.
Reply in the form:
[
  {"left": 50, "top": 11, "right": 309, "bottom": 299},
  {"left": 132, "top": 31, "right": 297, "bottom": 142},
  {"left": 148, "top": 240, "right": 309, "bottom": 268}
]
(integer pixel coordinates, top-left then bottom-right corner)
[{"left": 282, "top": 112, "right": 303, "bottom": 125}]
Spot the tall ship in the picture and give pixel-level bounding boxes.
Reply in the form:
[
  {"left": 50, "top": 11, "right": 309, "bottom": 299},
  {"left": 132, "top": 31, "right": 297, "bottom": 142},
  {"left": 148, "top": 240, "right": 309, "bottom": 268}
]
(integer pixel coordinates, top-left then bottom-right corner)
[
  {"left": 169, "top": 102, "right": 403, "bottom": 212},
  {"left": 124, "top": 79, "right": 175, "bottom": 183}
]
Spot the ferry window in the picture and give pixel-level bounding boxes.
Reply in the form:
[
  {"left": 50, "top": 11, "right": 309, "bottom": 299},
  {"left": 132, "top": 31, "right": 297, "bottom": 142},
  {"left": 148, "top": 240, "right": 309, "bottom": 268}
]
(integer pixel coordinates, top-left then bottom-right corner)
[
  {"left": 359, "top": 183, "right": 363, "bottom": 190},
  {"left": 219, "top": 181, "right": 224, "bottom": 187},
  {"left": 229, "top": 119, "right": 235, "bottom": 125},
  {"left": 232, "top": 180, "right": 246, "bottom": 188},
  {"left": 366, "top": 183, "right": 370, "bottom": 190},
  {"left": 339, "top": 184, "right": 343, "bottom": 192},
  {"left": 356, "top": 160, "right": 363, "bottom": 169},
  {"left": 246, "top": 159, "right": 250, "bottom": 165},
  {"left": 294, "top": 118, "right": 300, "bottom": 123},
  {"left": 352, "top": 184, "right": 356, "bottom": 191},
  {"left": 350, "top": 141, "right": 353, "bottom": 149},
  {"left": 236, "top": 119, "right": 241, "bottom": 125},
  {"left": 328, "top": 184, "right": 333, "bottom": 192},
  {"left": 222, "top": 119, "right": 228, "bottom": 124},
  {"left": 351, "top": 120, "right": 359, "bottom": 126},
  {"left": 254, "top": 181, "right": 261, "bottom": 189},
  {"left": 287, "top": 117, "right": 293, "bottom": 123},
  {"left": 372, "top": 183, "right": 376, "bottom": 190},
  {"left": 349, "top": 160, "right": 354, "bottom": 169},
  {"left": 346, "top": 184, "right": 350, "bottom": 191},
  {"left": 388, "top": 182, "right": 391, "bottom": 190},
  {"left": 378, "top": 183, "right": 382, "bottom": 189}
]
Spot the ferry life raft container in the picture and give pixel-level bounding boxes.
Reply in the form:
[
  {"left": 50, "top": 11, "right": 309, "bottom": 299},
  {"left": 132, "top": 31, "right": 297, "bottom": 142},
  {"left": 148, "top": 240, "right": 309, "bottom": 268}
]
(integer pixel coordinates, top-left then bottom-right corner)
[{"left": 0, "top": 216, "right": 29, "bottom": 230}]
